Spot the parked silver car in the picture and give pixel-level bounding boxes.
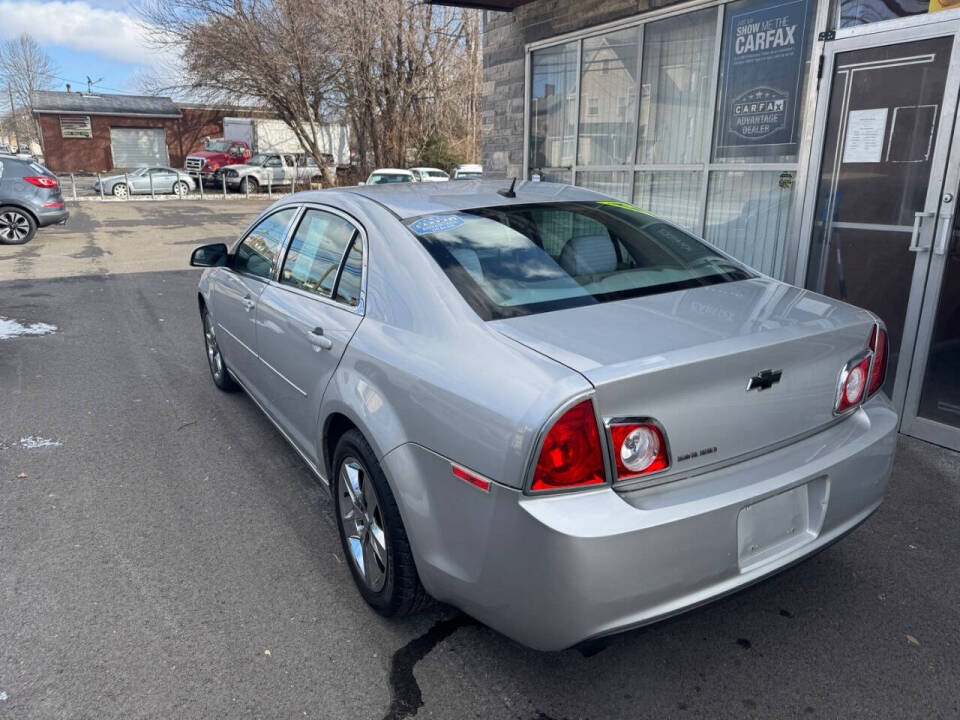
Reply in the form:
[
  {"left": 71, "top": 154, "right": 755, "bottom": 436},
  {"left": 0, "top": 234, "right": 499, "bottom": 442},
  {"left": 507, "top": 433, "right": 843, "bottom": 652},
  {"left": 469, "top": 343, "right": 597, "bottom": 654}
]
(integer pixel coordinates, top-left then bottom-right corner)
[
  {"left": 94, "top": 167, "right": 195, "bottom": 198},
  {"left": 189, "top": 181, "right": 897, "bottom": 651}
]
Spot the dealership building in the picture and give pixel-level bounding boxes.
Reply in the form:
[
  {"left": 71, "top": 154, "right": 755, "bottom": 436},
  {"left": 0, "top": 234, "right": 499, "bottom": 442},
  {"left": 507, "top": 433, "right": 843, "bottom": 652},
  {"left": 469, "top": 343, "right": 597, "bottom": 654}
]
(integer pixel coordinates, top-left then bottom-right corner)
[{"left": 438, "top": 0, "right": 960, "bottom": 450}]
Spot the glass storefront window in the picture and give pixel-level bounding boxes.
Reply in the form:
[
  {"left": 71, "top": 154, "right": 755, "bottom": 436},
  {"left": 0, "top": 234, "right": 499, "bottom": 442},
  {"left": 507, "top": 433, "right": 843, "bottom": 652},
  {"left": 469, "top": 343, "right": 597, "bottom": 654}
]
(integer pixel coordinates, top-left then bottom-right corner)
[
  {"left": 838, "top": 0, "right": 928, "bottom": 28},
  {"left": 576, "top": 170, "right": 632, "bottom": 201},
  {"left": 529, "top": 42, "right": 579, "bottom": 171},
  {"left": 637, "top": 9, "right": 718, "bottom": 165},
  {"left": 577, "top": 28, "right": 641, "bottom": 166},
  {"left": 712, "top": 0, "right": 815, "bottom": 164},
  {"left": 634, "top": 171, "right": 702, "bottom": 233},
  {"left": 704, "top": 170, "right": 796, "bottom": 277}
]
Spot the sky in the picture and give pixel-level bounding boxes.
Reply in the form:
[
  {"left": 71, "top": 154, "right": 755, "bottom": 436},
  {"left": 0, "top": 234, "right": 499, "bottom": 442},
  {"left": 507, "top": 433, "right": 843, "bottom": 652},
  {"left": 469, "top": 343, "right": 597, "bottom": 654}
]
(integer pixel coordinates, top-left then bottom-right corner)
[{"left": 0, "top": 0, "right": 173, "bottom": 97}]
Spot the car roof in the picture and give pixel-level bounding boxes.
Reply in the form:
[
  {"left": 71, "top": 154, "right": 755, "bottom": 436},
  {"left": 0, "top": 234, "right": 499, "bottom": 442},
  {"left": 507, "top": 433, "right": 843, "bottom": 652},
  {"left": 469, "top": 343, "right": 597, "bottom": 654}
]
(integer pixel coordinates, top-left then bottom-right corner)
[
  {"left": 369, "top": 168, "right": 413, "bottom": 175},
  {"left": 330, "top": 179, "right": 604, "bottom": 219},
  {"left": 453, "top": 164, "right": 482, "bottom": 171}
]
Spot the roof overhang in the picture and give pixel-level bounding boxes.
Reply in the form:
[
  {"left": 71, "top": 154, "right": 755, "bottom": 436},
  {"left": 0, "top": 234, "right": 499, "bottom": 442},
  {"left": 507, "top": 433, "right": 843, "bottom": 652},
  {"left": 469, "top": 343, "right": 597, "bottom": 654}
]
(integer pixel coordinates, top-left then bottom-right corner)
[
  {"left": 426, "top": 0, "right": 536, "bottom": 10},
  {"left": 34, "top": 109, "right": 182, "bottom": 119}
]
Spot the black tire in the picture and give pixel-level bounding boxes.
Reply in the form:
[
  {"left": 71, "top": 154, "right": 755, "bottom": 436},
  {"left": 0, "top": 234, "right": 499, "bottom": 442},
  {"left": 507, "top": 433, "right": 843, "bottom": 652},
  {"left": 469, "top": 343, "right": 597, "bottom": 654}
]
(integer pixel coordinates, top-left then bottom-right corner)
[
  {"left": 201, "top": 307, "right": 238, "bottom": 391},
  {"left": 0, "top": 206, "right": 37, "bottom": 245},
  {"left": 332, "top": 429, "right": 430, "bottom": 617},
  {"left": 174, "top": 181, "right": 190, "bottom": 198},
  {"left": 112, "top": 183, "right": 128, "bottom": 199},
  {"left": 240, "top": 176, "right": 259, "bottom": 194}
]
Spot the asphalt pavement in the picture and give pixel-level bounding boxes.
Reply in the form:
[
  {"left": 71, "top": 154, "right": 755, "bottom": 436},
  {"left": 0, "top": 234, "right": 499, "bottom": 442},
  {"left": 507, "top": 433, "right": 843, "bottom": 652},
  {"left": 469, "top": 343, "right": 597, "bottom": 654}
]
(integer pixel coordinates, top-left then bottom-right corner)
[{"left": 0, "top": 201, "right": 958, "bottom": 719}]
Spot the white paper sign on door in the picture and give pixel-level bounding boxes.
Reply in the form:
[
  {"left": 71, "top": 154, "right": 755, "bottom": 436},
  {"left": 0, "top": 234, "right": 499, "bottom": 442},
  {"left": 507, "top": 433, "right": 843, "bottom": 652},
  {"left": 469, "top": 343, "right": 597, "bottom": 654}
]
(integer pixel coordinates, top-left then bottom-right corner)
[{"left": 842, "top": 108, "right": 888, "bottom": 163}]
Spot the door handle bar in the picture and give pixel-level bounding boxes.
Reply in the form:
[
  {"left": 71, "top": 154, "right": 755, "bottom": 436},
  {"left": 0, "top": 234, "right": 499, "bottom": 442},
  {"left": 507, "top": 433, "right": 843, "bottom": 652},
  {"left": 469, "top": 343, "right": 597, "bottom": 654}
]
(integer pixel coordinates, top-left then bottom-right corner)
[
  {"left": 909, "top": 211, "right": 935, "bottom": 252},
  {"left": 935, "top": 212, "right": 954, "bottom": 255}
]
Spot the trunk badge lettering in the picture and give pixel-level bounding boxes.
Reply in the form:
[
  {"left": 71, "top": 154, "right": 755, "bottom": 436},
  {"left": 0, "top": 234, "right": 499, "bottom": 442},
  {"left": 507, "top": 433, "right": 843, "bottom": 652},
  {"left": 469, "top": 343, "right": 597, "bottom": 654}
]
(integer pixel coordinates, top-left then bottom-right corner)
[{"left": 747, "top": 369, "right": 782, "bottom": 391}]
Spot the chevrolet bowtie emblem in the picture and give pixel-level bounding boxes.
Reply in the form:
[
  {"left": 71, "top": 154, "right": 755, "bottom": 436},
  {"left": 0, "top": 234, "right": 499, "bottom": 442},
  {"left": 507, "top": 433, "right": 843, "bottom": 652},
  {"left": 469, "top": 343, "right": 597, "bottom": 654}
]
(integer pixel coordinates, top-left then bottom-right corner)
[{"left": 747, "top": 369, "right": 783, "bottom": 391}]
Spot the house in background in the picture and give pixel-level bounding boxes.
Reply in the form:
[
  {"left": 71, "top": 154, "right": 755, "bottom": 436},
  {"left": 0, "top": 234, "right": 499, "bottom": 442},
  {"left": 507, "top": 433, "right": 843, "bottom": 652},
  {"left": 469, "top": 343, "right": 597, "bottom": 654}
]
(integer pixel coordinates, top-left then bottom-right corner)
[
  {"left": 435, "top": 0, "right": 960, "bottom": 453},
  {"left": 32, "top": 90, "right": 247, "bottom": 173}
]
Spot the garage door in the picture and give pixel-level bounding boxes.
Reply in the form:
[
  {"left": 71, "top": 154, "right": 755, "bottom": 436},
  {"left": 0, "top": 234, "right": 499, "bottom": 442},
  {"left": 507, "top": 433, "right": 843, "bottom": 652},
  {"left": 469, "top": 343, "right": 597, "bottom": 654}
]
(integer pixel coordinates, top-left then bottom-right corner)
[{"left": 109, "top": 128, "right": 169, "bottom": 168}]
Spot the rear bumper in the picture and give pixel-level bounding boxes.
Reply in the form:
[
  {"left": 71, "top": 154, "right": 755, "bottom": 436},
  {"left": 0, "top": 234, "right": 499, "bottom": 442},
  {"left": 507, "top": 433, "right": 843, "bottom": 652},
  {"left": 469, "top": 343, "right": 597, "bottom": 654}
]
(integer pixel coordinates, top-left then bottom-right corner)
[
  {"left": 37, "top": 207, "right": 69, "bottom": 227},
  {"left": 382, "top": 396, "right": 898, "bottom": 651}
]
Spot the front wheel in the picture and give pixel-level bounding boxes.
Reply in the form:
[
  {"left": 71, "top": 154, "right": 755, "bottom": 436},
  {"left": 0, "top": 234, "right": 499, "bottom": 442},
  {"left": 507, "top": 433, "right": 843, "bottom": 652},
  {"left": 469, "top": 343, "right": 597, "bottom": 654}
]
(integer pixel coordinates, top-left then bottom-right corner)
[
  {"left": 173, "top": 181, "right": 190, "bottom": 198},
  {"left": 112, "top": 183, "right": 128, "bottom": 199},
  {"left": 240, "top": 176, "right": 259, "bottom": 194},
  {"left": 332, "top": 430, "right": 430, "bottom": 616},
  {"left": 0, "top": 207, "right": 37, "bottom": 245},
  {"left": 202, "top": 308, "right": 238, "bottom": 391}
]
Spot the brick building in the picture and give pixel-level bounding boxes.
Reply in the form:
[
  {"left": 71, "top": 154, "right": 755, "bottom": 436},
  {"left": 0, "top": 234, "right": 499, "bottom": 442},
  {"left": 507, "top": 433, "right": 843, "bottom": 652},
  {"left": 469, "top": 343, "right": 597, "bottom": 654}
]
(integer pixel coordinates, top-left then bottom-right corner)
[
  {"left": 437, "top": 0, "right": 960, "bottom": 449},
  {"left": 33, "top": 90, "right": 234, "bottom": 173}
]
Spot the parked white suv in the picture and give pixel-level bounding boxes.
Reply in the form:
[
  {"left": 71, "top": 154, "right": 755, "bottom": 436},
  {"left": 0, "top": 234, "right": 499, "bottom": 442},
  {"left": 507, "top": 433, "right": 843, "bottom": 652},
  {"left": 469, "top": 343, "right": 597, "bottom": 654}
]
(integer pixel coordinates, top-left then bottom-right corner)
[
  {"left": 409, "top": 167, "right": 449, "bottom": 182},
  {"left": 451, "top": 163, "right": 483, "bottom": 180}
]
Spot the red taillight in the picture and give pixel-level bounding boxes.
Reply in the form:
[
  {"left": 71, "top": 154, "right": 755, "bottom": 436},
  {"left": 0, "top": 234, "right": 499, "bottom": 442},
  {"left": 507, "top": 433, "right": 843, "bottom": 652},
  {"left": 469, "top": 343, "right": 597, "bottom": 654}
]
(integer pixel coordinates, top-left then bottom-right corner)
[
  {"left": 835, "top": 354, "right": 871, "bottom": 414},
  {"left": 610, "top": 422, "right": 669, "bottom": 479},
  {"left": 24, "top": 176, "right": 58, "bottom": 189},
  {"left": 531, "top": 399, "right": 606, "bottom": 492},
  {"left": 868, "top": 325, "right": 888, "bottom": 397},
  {"left": 43, "top": 201, "right": 65, "bottom": 208}
]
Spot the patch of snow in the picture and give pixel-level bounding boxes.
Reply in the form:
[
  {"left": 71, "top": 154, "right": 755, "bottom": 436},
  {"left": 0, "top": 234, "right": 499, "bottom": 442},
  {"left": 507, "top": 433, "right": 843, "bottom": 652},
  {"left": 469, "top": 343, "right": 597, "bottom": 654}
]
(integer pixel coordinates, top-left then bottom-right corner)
[
  {"left": 0, "top": 317, "right": 57, "bottom": 340},
  {"left": 0, "top": 690, "right": 7, "bottom": 701},
  {"left": 19, "top": 436, "right": 61, "bottom": 449}
]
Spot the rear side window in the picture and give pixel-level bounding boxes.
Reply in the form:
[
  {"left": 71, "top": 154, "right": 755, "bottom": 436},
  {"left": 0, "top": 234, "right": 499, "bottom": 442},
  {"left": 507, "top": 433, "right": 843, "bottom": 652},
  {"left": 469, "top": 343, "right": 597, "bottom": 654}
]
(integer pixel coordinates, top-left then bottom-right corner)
[
  {"left": 405, "top": 202, "right": 752, "bottom": 320},
  {"left": 280, "top": 209, "right": 358, "bottom": 299},
  {"left": 234, "top": 208, "right": 297, "bottom": 279}
]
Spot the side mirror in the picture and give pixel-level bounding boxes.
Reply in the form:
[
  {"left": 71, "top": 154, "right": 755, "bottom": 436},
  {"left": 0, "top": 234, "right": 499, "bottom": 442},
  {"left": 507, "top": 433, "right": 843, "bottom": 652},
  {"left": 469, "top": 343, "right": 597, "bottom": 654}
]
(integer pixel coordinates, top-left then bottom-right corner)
[{"left": 190, "top": 243, "right": 229, "bottom": 267}]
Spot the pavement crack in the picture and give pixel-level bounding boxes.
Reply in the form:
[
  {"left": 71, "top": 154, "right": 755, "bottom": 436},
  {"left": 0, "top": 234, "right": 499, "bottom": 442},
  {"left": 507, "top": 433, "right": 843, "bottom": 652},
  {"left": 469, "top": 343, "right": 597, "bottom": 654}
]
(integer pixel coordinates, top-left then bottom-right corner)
[{"left": 382, "top": 614, "right": 477, "bottom": 720}]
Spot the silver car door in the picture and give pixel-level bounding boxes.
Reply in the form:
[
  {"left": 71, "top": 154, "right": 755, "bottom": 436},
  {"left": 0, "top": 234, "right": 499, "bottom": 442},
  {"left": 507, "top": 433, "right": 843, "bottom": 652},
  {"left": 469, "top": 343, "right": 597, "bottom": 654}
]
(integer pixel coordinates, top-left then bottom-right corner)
[
  {"left": 211, "top": 206, "right": 298, "bottom": 389},
  {"left": 256, "top": 207, "right": 364, "bottom": 463},
  {"left": 128, "top": 171, "right": 150, "bottom": 193}
]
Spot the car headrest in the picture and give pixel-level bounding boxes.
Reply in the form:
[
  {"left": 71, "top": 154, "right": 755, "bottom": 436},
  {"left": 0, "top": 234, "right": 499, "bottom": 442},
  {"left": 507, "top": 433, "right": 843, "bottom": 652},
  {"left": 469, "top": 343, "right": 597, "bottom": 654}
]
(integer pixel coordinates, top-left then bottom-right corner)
[
  {"left": 450, "top": 247, "right": 483, "bottom": 283},
  {"left": 559, "top": 234, "right": 617, "bottom": 276}
]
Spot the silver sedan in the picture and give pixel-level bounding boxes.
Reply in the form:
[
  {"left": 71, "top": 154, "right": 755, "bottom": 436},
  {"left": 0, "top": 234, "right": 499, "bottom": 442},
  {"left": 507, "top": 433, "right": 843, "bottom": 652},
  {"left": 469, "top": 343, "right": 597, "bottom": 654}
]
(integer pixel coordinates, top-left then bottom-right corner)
[
  {"left": 94, "top": 167, "right": 195, "bottom": 198},
  {"left": 189, "top": 181, "right": 897, "bottom": 651}
]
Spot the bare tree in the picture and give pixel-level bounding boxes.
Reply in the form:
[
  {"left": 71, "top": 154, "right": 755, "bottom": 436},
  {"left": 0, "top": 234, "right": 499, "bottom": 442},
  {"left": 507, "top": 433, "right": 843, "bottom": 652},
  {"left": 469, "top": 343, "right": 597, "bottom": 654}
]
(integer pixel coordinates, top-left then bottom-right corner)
[
  {"left": 0, "top": 34, "right": 57, "bottom": 148},
  {"left": 138, "top": 0, "right": 481, "bottom": 177}
]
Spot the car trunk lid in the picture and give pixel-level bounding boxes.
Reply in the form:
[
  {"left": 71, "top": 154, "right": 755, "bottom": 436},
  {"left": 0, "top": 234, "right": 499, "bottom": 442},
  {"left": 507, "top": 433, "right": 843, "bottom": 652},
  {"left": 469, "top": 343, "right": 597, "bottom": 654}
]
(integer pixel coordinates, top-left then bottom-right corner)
[{"left": 491, "top": 278, "right": 878, "bottom": 480}]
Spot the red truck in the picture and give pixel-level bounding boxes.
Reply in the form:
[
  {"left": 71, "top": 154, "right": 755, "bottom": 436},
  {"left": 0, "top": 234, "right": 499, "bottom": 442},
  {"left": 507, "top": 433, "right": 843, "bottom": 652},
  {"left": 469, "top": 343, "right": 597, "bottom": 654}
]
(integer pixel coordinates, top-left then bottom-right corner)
[{"left": 184, "top": 139, "right": 251, "bottom": 184}]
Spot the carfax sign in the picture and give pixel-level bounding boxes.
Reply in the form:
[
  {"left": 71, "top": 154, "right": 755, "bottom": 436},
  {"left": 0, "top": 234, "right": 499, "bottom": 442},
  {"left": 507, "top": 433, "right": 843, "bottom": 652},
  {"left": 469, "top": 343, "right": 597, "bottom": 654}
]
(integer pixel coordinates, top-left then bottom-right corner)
[{"left": 715, "top": 0, "right": 812, "bottom": 158}]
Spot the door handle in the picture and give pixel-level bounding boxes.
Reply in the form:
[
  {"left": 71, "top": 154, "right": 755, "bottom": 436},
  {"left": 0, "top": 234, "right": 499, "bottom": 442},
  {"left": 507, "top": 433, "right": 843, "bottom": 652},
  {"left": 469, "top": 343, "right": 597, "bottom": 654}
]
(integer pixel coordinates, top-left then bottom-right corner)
[
  {"left": 241, "top": 294, "right": 255, "bottom": 311},
  {"left": 308, "top": 327, "right": 333, "bottom": 350},
  {"left": 909, "top": 211, "right": 935, "bottom": 252},
  {"left": 935, "top": 212, "right": 954, "bottom": 255}
]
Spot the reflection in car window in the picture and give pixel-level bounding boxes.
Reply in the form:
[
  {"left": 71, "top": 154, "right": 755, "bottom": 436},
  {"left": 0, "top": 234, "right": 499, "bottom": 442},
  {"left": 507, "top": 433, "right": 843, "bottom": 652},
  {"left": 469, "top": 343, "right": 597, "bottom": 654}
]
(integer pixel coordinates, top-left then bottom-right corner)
[
  {"left": 335, "top": 238, "right": 363, "bottom": 307},
  {"left": 234, "top": 208, "right": 297, "bottom": 279},
  {"left": 405, "top": 202, "right": 753, "bottom": 320},
  {"left": 280, "top": 209, "right": 357, "bottom": 298}
]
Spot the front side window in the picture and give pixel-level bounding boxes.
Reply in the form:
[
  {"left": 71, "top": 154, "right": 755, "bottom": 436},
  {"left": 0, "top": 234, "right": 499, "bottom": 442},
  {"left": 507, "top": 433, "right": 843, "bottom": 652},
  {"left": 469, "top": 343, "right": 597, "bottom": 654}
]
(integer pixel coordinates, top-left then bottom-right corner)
[
  {"left": 280, "top": 209, "right": 358, "bottom": 298},
  {"left": 406, "top": 202, "right": 752, "bottom": 320},
  {"left": 234, "top": 208, "right": 297, "bottom": 279}
]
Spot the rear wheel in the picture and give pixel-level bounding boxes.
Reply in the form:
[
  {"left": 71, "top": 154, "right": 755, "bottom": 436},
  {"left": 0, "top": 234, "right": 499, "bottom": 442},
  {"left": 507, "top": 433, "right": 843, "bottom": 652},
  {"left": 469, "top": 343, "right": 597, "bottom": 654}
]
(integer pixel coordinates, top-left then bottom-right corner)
[
  {"left": 0, "top": 207, "right": 36, "bottom": 245},
  {"left": 112, "top": 183, "right": 128, "bottom": 199},
  {"left": 240, "top": 176, "right": 259, "bottom": 194},
  {"left": 202, "top": 308, "right": 238, "bottom": 391},
  {"left": 332, "top": 430, "right": 430, "bottom": 616}
]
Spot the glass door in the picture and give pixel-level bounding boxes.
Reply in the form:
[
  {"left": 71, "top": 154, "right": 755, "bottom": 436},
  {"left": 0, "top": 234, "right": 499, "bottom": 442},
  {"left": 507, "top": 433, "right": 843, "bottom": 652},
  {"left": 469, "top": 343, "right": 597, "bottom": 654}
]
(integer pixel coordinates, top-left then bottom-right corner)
[
  {"left": 902, "top": 90, "right": 960, "bottom": 450},
  {"left": 803, "top": 26, "right": 960, "bottom": 415}
]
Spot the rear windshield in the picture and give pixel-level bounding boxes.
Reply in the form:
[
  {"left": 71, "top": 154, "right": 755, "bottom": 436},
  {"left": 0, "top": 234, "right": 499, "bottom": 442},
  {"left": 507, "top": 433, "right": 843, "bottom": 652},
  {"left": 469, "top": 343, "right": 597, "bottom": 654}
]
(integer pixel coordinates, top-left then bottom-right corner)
[
  {"left": 369, "top": 173, "right": 411, "bottom": 184},
  {"left": 404, "top": 201, "right": 753, "bottom": 320}
]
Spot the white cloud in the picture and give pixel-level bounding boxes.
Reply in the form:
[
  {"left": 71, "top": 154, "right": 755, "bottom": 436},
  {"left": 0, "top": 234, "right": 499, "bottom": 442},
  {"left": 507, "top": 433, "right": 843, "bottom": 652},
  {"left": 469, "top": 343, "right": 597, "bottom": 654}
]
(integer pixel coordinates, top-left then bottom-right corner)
[{"left": 0, "top": 1, "right": 165, "bottom": 65}]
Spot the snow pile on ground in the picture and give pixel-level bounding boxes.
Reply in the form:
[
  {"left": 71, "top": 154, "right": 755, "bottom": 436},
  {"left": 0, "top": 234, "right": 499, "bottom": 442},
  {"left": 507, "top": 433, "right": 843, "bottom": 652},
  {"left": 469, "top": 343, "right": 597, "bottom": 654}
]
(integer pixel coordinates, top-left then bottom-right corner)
[{"left": 0, "top": 317, "right": 57, "bottom": 340}]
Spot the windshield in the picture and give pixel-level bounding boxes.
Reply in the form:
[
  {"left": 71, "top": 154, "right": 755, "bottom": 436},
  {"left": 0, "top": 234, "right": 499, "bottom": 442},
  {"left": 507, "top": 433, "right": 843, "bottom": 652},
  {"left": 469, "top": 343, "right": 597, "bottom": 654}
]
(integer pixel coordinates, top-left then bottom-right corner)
[
  {"left": 130, "top": 168, "right": 148, "bottom": 176},
  {"left": 248, "top": 154, "right": 269, "bottom": 166},
  {"left": 454, "top": 172, "right": 482, "bottom": 180},
  {"left": 206, "top": 140, "right": 233, "bottom": 152},
  {"left": 404, "top": 201, "right": 753, "bottom": 320},
  {"left": 368, "top": 173, "right": 412, "bottom": 184}
]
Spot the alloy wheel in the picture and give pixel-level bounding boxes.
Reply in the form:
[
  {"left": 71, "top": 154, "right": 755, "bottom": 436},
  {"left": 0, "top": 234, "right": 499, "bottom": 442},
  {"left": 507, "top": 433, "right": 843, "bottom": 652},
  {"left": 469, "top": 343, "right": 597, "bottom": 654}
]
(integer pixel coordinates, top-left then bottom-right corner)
[
  {"left": 203, "top": 313, "right": 224, "bottom": 381},
  {"left": 0, "top": 211, "right": 29, "bottom": 243},
  {"left": 174, "top": 182, "right": 188, "bottom": 198},
  {"left": 113, "top": 184, "right": 128, "bottom": 199},
  {"left": 338, "top": 457, "right": 388, "bottom": 592}
]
